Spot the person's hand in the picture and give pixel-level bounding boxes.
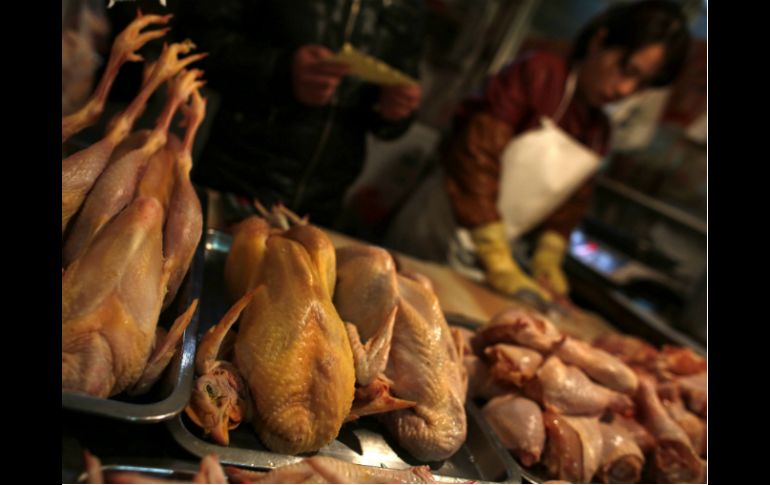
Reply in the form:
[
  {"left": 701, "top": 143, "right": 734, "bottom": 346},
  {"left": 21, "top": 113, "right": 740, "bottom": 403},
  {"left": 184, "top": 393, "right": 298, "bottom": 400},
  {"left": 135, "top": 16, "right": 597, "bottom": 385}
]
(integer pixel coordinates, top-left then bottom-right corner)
[
  {"left": 471, "top": 221, "right": 551, "bottom": 302},
  {"left": 378, "top": 83, "right": 421, "bottom": 121},
  {"left": 292, "top": 44, "right": 350, "bottom": 106}
]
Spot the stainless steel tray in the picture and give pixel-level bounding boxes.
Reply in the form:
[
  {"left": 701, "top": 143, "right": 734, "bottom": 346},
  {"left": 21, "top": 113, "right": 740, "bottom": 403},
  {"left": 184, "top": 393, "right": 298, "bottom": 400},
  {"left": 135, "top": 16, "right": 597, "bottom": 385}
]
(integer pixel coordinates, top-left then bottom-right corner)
[
  {"left": 61, "top": 189, "right": 207, "bottom": 423},
  {"left": 75, "top": 457, "right": 203, "bottom": 483},
  {"left": 167, "top": 229, "right": 523, "bottom": 483}
]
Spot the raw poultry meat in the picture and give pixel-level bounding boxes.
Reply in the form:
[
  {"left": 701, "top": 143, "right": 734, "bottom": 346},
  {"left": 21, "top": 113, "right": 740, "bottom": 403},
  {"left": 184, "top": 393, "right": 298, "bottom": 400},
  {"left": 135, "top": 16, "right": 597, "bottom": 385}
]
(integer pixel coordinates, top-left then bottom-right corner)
[
  {"left": 676, "top": 371, "right": 707, "bottom": 418},
  {"left": 475, "top": 307, "right": 564, "bottom": 354},
  {"left": 542, "top": 413, "right": 604, "bottom": 483},
  {"left": 227, "top": 457, "right": 437, "bottom": 484},
  {"left": 160, "top": 89, "right": 206, "bottom": 308},
  {"left": 62, "top": 196, "right": 198, "bottom": 397},
  {"left": 592, "top": 333, "right": 659, "bottom": 366},
  {"left": 636, "top": 375, "right": 705, "bottom": 483},
  {"left": 484, "top": 343, "right": 543, "bottom": 387},
  {"left": 189, "top": 216, "right": 357, "bottom": 453},
  {"left": 464, "top": 307, "right": 706, "bottom": 483},
  {"left": 62, "top": 11, "right": 171, "bottom": 143},
  {"left": 657, "top": 382, "right": 707, "bottom": 457},
  {"left": 653, "top": 345, "right": 707, "bottom": 380},
  {"left": 606, "top": 413, "right": 655, "bottom": 454},
  {"left": 63, "top": 69, "right": 204, "bottom": 266},
  {"left": 84, "top": 452, "right": 227, "bottom": 484},
  {"left": 481, "top": 394, "right": 545, "bottom": 467},
  {"left": 334, "top": 244, "right": 468, "bottom": 462},
  {"left": 527, "top": 356, "right": 634, "bottom": 416},
  {"left": 62, "top": 39, "right": 205, "bottom": 234},
  {"left": 449, "top": 325, "right": 479, "bottom": 357},
  {"left": 555, "top": 337, "right": 638, "bottom": 394},
  {"left": 84, "top": 452, "right": 436, "bottom": 484},
  {"left": 596, "top": 421, "right": 644, "bottom": 484},
  {"left": 463, "top": 354, "right": 512, "bottom": 401}
]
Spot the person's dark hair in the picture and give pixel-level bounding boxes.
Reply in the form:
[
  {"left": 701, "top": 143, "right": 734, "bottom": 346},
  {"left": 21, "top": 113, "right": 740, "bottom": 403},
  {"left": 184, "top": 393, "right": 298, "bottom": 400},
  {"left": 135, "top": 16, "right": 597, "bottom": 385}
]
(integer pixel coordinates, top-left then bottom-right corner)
[{"left": 571, "top": 0, "right": 691, "bottom": 87}]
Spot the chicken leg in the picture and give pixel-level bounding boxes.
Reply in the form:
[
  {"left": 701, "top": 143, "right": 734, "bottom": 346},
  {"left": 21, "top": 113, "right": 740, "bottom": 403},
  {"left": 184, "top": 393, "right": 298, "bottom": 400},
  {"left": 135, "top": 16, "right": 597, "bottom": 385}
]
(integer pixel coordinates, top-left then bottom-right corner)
[
  {"left": 162, "top": 89, "right": 206, "bottom": 308},
  {"left": 61, "top": 11, "right": 172, "bottom": 143},
  {"left": 63, "top": 69, "right": 205, "bottom": 266},
  {"left": 636, "top": 375, "right": 705, "bottom": 483},
  {"left": 62, "top": 40, "right": 206, "bottom": 233},
  {"left": 527, "top": 356, "right": 634, "bottom": 416}
]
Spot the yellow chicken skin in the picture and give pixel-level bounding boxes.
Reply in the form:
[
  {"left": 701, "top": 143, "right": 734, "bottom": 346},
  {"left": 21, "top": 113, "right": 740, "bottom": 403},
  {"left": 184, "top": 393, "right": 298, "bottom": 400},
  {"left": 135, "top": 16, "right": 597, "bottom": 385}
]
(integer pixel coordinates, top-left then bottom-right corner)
[
  {"left": 62, "top": 197, "right": 197, "bottom": 397},
  {"left": 189, "top": 215, "right": 355, "bottom": 454},
  {"left": 334, "top": 246, "right": 468, "bottom": 462}
]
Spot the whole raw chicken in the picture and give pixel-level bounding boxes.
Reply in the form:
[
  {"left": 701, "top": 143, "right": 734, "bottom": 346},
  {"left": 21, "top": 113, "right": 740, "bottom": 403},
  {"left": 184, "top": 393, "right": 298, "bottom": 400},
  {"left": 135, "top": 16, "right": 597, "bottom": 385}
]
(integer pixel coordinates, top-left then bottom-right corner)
[
  {"left": 189, "top": 215, "right": 356, "bottom": 454},
  {"left": 334, "top": 245, "right": 468, "bottom": 462},
  {"left": 62, "top": 196, "right": 197, "bottom": 397},
  {"left": 62, "top": 71, "right": 206, "bottom": 398}
]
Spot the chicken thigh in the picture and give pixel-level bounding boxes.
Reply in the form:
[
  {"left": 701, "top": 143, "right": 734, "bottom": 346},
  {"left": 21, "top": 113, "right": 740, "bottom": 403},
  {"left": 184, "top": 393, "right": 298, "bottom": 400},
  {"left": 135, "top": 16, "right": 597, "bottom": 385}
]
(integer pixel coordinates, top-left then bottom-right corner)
[{"left": 481, "top": 394, "right": 545, "bottom": 467}]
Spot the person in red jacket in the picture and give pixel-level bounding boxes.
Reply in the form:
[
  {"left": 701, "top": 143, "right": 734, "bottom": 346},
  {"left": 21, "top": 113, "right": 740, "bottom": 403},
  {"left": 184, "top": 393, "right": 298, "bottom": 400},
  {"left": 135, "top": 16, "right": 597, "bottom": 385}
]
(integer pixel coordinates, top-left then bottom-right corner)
[{"left": 386, "top": 0, "right": 691, "bottom": 301}]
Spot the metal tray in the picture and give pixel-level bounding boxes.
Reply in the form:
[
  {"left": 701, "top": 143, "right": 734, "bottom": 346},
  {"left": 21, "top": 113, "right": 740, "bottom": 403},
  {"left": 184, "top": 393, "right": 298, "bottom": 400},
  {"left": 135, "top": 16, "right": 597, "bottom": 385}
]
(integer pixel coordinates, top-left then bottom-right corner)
[
  {"left": 75, "top": 457, "right": 203, "bottom": 483},
  {"left": 61, "top": 189, "right": 207, "bottom": 423},
  {"left": 167, "top": 229, "right": 522, "bottom": 483}
]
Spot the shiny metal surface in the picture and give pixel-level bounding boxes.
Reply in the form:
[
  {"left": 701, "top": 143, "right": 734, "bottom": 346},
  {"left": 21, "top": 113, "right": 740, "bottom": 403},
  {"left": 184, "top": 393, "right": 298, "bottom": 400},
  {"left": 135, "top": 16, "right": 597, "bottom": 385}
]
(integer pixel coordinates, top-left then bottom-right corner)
[
  {"left": 166, "top": 229, "right": 522, "bottom": 483},
  {"left": 76, "top": 458, "right": 200, "bottom": 483},
  {"left": 61, "top": 190, "right": 207, "bottom": 422}
]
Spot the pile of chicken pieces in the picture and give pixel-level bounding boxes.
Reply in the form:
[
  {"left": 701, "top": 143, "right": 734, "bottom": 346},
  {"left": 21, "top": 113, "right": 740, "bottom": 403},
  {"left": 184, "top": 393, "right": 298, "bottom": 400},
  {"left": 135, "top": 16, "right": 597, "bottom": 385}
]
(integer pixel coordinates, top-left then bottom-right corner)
[
  {"left": 186, "top": 206, "right": 467, "bottom": 462},
  {"left": 454, "top": 308, "right": 706, "bottom": 483},
  {"left": 62, "top": 12, "right": 207, "bottom": 399}
]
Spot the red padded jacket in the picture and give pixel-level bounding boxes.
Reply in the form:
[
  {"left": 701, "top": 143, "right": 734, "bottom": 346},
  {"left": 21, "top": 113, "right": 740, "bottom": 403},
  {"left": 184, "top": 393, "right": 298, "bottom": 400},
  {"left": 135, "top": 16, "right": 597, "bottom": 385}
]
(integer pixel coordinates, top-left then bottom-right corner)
[{"left": 442, "top": 50, "right": 611, "bottom": 238}]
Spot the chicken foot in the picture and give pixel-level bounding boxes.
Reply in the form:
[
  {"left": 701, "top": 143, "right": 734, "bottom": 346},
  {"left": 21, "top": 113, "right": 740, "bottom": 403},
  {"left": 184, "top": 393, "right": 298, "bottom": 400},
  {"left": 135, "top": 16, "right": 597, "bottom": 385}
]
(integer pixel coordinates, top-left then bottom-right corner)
[
  {"left": 62, "top": 11, "right": 172, "bottom": 143},
  {"left": 62, "top": 40, "right": 206, "bottom": 233}
]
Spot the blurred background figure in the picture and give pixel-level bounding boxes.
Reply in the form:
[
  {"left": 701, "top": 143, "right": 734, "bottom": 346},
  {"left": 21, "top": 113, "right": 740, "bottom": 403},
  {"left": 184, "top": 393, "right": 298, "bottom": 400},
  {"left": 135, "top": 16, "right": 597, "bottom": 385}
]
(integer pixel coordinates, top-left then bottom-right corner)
[
  {"left": 384, "top": 0, "right": 691, "bottom": 303},
  {"left": 62, "top": 0, "right": 110, "bottom": 116},
  {"left": 172, "top": 0, "right": 426, "bottom": 228}
]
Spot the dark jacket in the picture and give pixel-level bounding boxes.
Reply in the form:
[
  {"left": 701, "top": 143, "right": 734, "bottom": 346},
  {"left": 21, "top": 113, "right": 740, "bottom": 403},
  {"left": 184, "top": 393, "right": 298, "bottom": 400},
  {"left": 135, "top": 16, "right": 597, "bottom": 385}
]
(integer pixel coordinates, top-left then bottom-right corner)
[
  {"left": 443, "top": 51, "right": 611, "bottom": 239},
  {"left": 176, "top": 0, "right": 425, "bottom": 226}
]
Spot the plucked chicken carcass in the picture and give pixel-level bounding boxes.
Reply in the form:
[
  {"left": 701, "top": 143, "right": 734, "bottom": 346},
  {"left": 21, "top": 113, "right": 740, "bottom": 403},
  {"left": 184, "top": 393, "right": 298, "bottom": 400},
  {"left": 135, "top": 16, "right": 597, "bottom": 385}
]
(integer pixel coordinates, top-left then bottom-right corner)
[
  {"left": 62, "top": 38, "right": 205, "bottom": 233},
  {"left": 62, "top": 196, "right": 198, "bottom": 397},
  {"left": 333, "top": 244, "right": 468, "bottom": 462},
  {"left": 62, "top": 71, "right": 206, "bottom": 398},
  {"left": 481, "top": 394, "right": 545, "bottom": 467},
  {"left": 187, "top": 211, "right": 413, "bottom": 454},
  {"left": 62, "top": 11, "right": 172, "bottom": 143},
  {"left": 63, "top": 68, "right": 205, "bottom": 266}
]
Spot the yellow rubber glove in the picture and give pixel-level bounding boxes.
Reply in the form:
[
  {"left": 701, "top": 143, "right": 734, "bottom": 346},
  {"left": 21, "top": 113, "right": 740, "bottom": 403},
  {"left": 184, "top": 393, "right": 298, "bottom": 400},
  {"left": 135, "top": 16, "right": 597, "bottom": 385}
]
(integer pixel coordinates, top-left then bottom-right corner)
[
  {"left": 531, "top": 230, "right": 570, "bottom": 296},
  {"left": 471, "top": 221, "right": 550, "bottom": 301}
]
